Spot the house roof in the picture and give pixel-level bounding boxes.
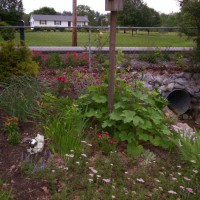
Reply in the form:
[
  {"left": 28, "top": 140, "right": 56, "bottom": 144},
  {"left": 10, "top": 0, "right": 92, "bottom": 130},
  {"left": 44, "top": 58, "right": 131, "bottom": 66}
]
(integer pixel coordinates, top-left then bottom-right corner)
[{"left": 31, "top": 14, "right": 89, "bottom": 22}]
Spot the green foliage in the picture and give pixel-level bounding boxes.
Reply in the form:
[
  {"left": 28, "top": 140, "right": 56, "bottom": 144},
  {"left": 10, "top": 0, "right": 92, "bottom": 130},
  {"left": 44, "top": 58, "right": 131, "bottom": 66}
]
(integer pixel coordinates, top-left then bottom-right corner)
[
  {"left": 174, "top": 130, "right": 200, "bottom": 170},
  {"left": 2, "top": 117, "right": 20, "bottom": 145},
  {"left": 0, "top": 21, "right": 15, "bottom": 41},
  {"left": 78, "top": 78, "right": 173, "bottom": 156},
  {"left": 0, "top": 75, "right": 44, "bottom": 120},
  {"left": 117, "top": 0, "right": 161, "bottom": 27},
  {"left": 46, "top": 53, "right": 64, "bottom": 69},
  {"left": 0, "top": 41, "right": 39, "bottom": 80},
  {"left": 33, "top": 93, "right": 86, "bottom": 155},
  {"left": 138, "top": 52, "right": 158, "bottom": 64}
]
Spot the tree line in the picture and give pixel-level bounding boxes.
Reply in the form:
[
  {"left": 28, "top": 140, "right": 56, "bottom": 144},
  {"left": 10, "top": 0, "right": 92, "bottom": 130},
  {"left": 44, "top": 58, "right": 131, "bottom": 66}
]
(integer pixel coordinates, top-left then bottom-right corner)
[{"left": 0, "top": 0, "right": 184, "bottom": 27}]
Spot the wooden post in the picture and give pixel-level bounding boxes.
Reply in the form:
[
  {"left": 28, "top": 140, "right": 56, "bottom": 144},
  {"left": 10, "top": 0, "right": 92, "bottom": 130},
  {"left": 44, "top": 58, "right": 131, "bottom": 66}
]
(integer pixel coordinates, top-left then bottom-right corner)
[
  {"left": 108, "top": 11, "right": 117, "bottom": 113},
  {"left": 106, "top": 0, "right": 124, "bottom": 113},
  {"left": 72, "top": 0, "right": 77, "bottom": 46}
]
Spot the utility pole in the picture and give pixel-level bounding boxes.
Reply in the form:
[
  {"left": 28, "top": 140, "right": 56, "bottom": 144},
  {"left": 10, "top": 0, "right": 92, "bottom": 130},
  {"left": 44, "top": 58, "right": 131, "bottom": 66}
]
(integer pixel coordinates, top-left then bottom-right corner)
[{"left": 72, "top": 0, "right": 77, "bottom": 46}]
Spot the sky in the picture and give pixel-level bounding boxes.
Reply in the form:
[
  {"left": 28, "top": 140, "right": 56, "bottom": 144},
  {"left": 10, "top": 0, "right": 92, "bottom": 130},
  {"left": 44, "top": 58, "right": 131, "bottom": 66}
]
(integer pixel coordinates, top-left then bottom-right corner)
[{"left": 22, "top": 0, "right": 180, "bottom": 14}]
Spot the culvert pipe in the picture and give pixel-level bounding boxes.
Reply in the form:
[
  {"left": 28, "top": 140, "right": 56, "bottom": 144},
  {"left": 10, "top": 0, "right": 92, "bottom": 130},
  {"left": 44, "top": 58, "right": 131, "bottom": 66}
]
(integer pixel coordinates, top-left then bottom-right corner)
[{"left": 166, "top": 89, "right": 191, "bottom": 115}]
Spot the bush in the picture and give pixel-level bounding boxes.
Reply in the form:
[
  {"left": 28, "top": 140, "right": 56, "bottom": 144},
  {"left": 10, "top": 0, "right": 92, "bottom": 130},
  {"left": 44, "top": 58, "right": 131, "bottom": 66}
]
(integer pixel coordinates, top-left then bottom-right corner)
[
  {"left": 0, "top": 21, "right": 15, "bottom": 41},
  {"left": 0, "top": 41, "right": 40, "bottom": 80},
  {"left": 78, "top": 78, "right": 174, "bottom": 156},
  {"left": 46, "top": 53, "right": 64, "bottom": 69}
]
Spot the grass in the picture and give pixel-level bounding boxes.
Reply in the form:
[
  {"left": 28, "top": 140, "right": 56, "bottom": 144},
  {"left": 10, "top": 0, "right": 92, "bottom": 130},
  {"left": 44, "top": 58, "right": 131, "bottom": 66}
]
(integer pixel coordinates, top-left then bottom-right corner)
[
  {"left": 20, "top": 136, "right": 199, "bottom": 200},
  {"left": 0, "top": 30, "right": 195, "bottom": 47}
]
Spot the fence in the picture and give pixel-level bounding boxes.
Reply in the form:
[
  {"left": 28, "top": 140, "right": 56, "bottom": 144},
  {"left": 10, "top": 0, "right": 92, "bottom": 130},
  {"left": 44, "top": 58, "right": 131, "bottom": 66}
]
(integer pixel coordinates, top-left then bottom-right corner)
[{"left": 0, "top": 24, "right": 197, "bottom": 69}]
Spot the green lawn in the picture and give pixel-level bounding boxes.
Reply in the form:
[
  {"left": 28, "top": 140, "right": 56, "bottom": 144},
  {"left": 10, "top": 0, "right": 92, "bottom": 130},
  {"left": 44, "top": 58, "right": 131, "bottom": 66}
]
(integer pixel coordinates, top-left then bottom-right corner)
[{"left": 0, "top": 30, "right": 195, "bottom": 47}]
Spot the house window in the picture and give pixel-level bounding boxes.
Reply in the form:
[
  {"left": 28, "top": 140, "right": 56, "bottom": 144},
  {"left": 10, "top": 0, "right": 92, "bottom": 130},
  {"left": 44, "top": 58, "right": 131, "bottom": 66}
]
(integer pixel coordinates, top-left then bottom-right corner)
[
  {"left": 54, "top": 21, "right": 61, "bottom": 25},
  {"left": 40, "top": 20, "right": 47, "bottom": 25}
]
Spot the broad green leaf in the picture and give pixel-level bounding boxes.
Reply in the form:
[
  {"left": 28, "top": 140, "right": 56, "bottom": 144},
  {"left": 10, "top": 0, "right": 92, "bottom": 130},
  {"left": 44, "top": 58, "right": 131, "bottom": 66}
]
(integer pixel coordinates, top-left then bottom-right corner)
[
  {"left": 110, "top": 111, "right": 123, "bottom": 121},
  {"left": 114, "top": 102, "right": 125, "bottom": 109},
  {"left": 85, "top": 109, "right": 102, "bottom": 118},
  {"left": 127, "top": 142, "right": 143, "bottom": 156},
  {"left": 118, "top": 132, "right": 134, "bottom": 143},
  {"left": 121, "top": 110, "right": 136, "bottom": 123},
  {"left": 138, "top": 132, "right": 149, "bottom": 141},
  {"left": 132, "top": 116, "right": 144, "bottom": 126},
  {"left": 92, "top": 95, "right": 107, "bottom": 103},
  {"left": 149, "top": 136, "right": 161, "bottom": 146},
  {"left": 102, "top": 120, "right": 113, "bottom": 128}
]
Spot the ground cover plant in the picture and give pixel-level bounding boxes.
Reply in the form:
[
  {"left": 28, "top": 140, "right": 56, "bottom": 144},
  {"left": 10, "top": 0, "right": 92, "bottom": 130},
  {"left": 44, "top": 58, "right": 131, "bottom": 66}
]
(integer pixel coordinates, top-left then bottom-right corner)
[
  {"left": 0, "top": 31, "right": 195, "bottom": 47},
  {"left": 0, "top": 46, "right": 199, "bottom": 199}
]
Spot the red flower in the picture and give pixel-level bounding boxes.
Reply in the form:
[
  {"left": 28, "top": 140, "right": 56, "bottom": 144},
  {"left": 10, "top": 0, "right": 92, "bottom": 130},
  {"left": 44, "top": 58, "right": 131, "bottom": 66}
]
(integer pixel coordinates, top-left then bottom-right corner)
[
  {"left": 57, "top": 76, "right": 67, "bottom": 83},
  {"left": 98, "top": 134, "right": 102, "bottom": 139}
]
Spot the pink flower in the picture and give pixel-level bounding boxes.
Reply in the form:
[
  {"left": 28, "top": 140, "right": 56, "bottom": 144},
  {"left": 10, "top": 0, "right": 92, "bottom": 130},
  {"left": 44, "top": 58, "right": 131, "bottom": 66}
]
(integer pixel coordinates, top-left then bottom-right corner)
[
  {"left": 168, "top": 190, "right": 177, "bottom": 195},
  {"left": 186, "top": 188, "right": 194, "bottom": 193},
  {"left": 179, "top": 186, "right": 185, "bottom": 190},
  {"left": 102, "top": 178, "right": 110, "bottom": 183},
  {"left": 184, "top": 177, "right": 191, "bottom": 181}
]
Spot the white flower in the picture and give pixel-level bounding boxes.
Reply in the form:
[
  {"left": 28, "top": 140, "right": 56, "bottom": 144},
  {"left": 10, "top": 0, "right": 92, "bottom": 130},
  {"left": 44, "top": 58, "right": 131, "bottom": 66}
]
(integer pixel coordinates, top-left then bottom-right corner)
[
  {"left": 190, "top": 160, "right": 196, "bottom": 163},
  {"left": 171, "top": 177, "right": 177, "bottom": 181},
  {"left": 87, "top": 143, "right": 92, "bottom": 147},
  {"left": 136, "top": 178, "right": 145, "bottom": 183},
  {"left": 192, "top": 169, "right": 198, "bottom": 174},
  {"left": 111, "top": 195, "right": 116, "bottom": 199},
  {"left": 81, "top": 154, "right": 87, "bottom": 158},
  {"left": 88, "top": 179, "right": 93, "bottom": 182},
  {"left": 89, "top": 174, "right": 94, "bottom": 177},
  {"left": 81, "top": 141, "right": 87, "bottom": 144},
  {"left": 70, "top": 149, "right": 74, "bottom": 152},
  {"left": 124, "top": 172, "right": 128, "bottom": 174},
  {"left": 76, "top": 161, "right": 80, "bottom": 165}
]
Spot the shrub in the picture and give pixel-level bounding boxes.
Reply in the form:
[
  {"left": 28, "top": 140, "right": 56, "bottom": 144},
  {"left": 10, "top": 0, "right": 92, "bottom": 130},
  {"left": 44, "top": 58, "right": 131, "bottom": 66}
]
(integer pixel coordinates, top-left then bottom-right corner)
[
  {"left": 46, "top": 53, "right": 64, "bottom": 69},
  {"left": 78, "top": 78, "right": 174, "bottom": 156},
  {"left": 0, "top": 21, "right": 15, "bottom": 41},
  {"left": 0, "top": 41, "right": 39, "bottom": 80}
]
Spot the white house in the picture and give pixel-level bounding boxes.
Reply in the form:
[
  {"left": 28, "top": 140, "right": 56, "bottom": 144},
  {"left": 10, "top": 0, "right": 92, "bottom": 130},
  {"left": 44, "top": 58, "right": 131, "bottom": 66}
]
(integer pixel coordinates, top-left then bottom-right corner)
[{"left": 30, "top": 14, "right": 89, "bottom": 28}]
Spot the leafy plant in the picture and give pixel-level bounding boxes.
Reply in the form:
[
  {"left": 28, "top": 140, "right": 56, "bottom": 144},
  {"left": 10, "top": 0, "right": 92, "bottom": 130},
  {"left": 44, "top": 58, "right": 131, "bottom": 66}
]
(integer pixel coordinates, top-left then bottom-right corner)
[
  {"left": 33, "top": 93, "right": 86, "bottom": 155},
  {"left": 0, "top": 41, "right": 39, "bottom": 80},
  {"left": 0, "top": 75, "right": 44, "bottom": 120},
  {"left": 0, "top": 21, "right": 15, "bottom": 41},
  {"left": 2, "top": 117, "right": 20, "bottom": 145},
  {"left": 96, "top": 131, "right": 116, "bottom": 155},
  {"left": 174, "top": 130, "right": 200, "bottom": 170},
  {"left": 78, "top": 78, "right": 174, "bottom": 156},
  {"left": 46, "top": 53, "right": 64, "bottom": 69}
]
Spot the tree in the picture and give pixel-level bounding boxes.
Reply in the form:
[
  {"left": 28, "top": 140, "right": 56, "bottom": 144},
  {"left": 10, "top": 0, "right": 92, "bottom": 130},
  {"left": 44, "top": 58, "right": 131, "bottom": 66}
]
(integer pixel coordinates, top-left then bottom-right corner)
[
  {"left": 31, "top": 7, "right": 58, "bottom": 15},
  {"left": 160, "top": 12, "right": 182, "bottom": 27},
  {"left": 117, "top": 0, "right": 161, "bottom": 27},
  {"left": 0, "top": 0, "right": 23, "bottom": 25},
  {"left": 179, "top": 0, "right": 200, "bottom": 63},
  {"left": 77, "top": 5, "right": 99, "bottom": 26}
]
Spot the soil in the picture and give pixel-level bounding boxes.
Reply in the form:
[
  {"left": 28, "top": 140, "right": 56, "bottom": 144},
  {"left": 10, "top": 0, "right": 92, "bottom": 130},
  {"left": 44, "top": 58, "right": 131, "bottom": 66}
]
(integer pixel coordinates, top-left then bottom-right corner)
[{"left": 0, "top": 61, "right": 199, "bottom": 200}]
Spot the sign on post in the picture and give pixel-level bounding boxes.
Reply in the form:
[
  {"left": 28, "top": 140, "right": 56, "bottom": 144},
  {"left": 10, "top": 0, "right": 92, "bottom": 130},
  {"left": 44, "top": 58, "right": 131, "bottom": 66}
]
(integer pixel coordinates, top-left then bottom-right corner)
[{"left": 105, "top": 0, "right": 124, "bottom": 11}]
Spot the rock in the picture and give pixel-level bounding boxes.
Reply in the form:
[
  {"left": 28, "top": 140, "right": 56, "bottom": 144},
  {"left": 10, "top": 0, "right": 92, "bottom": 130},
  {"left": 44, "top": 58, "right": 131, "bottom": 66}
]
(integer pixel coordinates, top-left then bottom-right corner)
[
  {"left": 183, "top": 73, "right": 192, "bottom": 80},
  {"left": 163, "top": 107, "right": 177, "bottom": 122},
  {"left": 182, "top": 114, "right": 189, "bottom": 120},
  {"left": 166, "top": 83, "right": 175, "bottom": 91},
  {"left": 171, "top": 122, "right": 195, "bottom": 139},
  {"left": 174, "top": 83, "right": 185, "bottom": 89},
  {"left": 192, "top": 73, "right": 200, "bottom": 80},
  {"left": 174, "top": 78, "right": 187, "bottom": 86},
  {"left": 143, "top": 72, "right": 154, "bottom": 83}
]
